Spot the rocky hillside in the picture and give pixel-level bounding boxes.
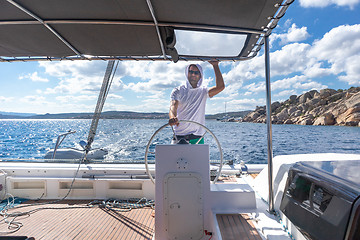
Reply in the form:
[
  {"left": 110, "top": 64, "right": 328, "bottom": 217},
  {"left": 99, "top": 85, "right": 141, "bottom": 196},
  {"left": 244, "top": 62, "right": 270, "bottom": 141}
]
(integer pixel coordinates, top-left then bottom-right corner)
[{"left": 242, "top": 87, "right": 360, "bottom": 127}]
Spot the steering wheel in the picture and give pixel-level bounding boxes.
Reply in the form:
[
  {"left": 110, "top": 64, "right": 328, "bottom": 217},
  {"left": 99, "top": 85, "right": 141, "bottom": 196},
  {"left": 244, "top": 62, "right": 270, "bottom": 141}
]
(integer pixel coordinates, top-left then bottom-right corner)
[{"left": 144, "top": 120, "right": 223, "bottom": 184}]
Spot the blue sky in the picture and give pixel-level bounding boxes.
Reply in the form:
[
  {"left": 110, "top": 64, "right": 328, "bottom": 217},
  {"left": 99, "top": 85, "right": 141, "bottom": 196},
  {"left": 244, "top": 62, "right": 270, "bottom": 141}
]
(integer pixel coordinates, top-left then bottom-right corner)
[{"left": 0, "top": 0, "right": 359, "bottom": 115}]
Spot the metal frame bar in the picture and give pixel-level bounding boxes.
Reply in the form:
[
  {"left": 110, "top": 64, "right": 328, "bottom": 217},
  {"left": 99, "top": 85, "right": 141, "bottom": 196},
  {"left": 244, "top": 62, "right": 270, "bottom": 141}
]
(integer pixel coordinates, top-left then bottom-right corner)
[
  {"left": 146, "top": 0, "right": 167, "bottom": 59},
  {"left": 0, "top": 19, "right": 265, "bottom": 35},
  {"left": 6, "top": 0, "right": 82, "bottom": 57},
  {"left": 264, "top": 34, "right": 275, "bottom": 214},
  {"left": 0, "top": 54, "right": 257, "bottom": 62}
]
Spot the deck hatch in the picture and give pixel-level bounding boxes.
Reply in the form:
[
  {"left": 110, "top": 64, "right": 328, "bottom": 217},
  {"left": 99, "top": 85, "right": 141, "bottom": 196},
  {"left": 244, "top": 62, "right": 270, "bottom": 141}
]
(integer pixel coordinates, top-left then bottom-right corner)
[{"left": 164, "top": 172, "right": 204, "bottom": 240}]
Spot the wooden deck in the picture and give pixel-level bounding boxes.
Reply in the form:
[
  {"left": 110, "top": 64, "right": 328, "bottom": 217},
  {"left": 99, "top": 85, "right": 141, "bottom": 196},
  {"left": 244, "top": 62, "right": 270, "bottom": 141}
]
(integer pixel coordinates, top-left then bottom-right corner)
[
  {"left": 217, "top": 214, "right": 262, "bottom": 240},
  {"left": 0, "top": 200, "right": 154, "bottom": 240}
]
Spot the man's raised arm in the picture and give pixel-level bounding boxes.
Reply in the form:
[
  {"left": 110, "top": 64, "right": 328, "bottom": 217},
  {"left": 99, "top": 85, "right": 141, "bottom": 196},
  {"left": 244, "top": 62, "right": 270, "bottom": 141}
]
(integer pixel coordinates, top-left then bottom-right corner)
[{"left": 208, "top": 61, "right": 225, "bottom": 98}]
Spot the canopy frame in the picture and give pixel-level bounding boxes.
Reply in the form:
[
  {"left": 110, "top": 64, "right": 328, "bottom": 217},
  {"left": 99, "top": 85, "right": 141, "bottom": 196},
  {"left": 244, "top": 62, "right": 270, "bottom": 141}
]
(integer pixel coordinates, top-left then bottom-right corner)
[
  {"left": 6, "top": 0, "right": 83, "bottom": 58},
  {"left": 0, "top": 0, "right": 294, "bottom": 62}
]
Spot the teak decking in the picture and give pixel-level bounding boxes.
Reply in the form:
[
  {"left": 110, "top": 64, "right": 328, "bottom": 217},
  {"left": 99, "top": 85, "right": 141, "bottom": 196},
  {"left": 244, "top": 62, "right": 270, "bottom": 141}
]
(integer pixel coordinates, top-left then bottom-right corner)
[
  {"left": 217, "top": 214, "right": 262, "bottom": 240},
  {"left": 0, "top": 200, "right": 154, "bottom": 240}
]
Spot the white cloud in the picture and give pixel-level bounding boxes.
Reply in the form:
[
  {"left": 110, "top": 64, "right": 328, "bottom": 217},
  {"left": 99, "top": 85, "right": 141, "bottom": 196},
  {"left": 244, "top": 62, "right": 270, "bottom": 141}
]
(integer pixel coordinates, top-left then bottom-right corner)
[
  {"left": 338, "top": 55, "right": 360, "bottom": 85},
  {"left": 224, "top": 56, "right": 264, "bottom": 83},
  {"left": 0, "top": 96, "right": 13, "bottom": 103},
  {"left": 236, "top": 75, "right": 327, "bottom": 102},
  {"left": 304, "top": 62, "right": 332, "bottom": 78},
  {"left": 39, "top": 61, "right": 109, "bottom": 78},
  {"left": 43, "top": 77, "right": 100, "bottom": 95},
  {"left": 274, "top": 89, "right": 297, "bottom": 97},
  {"left": 225, "top": 23, "right": 360, "bottom": 101},
  {"left": 272, "top": 75, "right": 327, "bottom": 91},
  {"left": 107, "top": 94, "right": 124, "bottom": 100},
  {"left": 55, "top": 95, "right": 97, "bottom": 103},
  {"left": 38, "top": 61, "right": 128, "bottom": 95},
  {"left": 140, "top": 92, "right": 169, "bottom": 112},
  {"left": 20, "top": 72, "right": 49, "bottom": 82},
  {"left": 224, "top": 42, "right": 312, "bottom": 86},
  {"left": 38, "top": 61, "right": 105, "bottom": 94},
  {"left": 299, "top": 0, "right": 360, "bottom": 9},
  {"left": 271, "top": 24, "right": 310, "bottom": 45},
  {"left": 228, "top": 98, "right": 266, "bottom": 112},
  {"left": 20, "top": 95, "right": 47, "bottom": 104},
  {"left": 271, "top": 43, "right": 312, "bottom": 76},
  {"left": 122, "top": 61, "right": 210, "bottom": 93},
  {"left": 309, "top": 24, "right": 360, "bottom": 85},
  {"left": 243, "top": 82, "right": 266, "bottom": 94}
]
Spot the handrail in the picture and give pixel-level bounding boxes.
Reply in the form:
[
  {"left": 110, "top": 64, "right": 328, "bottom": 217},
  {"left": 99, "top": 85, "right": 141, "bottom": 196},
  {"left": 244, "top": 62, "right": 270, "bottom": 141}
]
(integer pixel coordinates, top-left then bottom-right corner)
[{"left": 52, "top": 130, "right": 76, "bottom": 159}]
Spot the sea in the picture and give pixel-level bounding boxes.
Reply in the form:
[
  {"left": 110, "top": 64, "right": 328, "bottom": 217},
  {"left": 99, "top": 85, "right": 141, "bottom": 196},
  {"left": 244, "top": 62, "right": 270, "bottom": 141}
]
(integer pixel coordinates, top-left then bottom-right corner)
[{"left": 1, "top": 119, "right": 359, "bottom": 164}]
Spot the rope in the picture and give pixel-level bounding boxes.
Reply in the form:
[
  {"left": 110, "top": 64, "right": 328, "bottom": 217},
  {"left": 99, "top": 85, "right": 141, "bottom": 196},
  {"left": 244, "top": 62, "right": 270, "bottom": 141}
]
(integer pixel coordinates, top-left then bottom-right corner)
[
  {"left": 0, "top": 155, "right": 85, "bottom": 233},
  {"left": 88, "top": 197, "right": 155, "bottom": 212},
  {"left": 0, "top": 196, "right": 154, "bottom": 234}
]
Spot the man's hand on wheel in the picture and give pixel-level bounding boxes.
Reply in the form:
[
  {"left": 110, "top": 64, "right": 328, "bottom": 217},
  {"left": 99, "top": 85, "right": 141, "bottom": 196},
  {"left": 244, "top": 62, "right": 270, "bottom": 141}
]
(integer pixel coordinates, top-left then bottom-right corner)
[{"left": 169, "top": 117, "right": 179, "bottom": 126}]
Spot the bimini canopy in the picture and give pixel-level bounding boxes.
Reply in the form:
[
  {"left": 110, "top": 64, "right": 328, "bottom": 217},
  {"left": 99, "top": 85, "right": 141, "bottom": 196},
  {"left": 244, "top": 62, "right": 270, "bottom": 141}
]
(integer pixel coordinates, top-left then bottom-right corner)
[{"left": 0, "top": 0, "right": 293, "bottom": 62}]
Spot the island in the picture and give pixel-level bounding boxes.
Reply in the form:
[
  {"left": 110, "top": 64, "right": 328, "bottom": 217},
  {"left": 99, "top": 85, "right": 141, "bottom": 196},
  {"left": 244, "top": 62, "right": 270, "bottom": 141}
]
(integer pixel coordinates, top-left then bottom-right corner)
[{"left": 242, "top": 87, "right": 360, "bottom": 127}]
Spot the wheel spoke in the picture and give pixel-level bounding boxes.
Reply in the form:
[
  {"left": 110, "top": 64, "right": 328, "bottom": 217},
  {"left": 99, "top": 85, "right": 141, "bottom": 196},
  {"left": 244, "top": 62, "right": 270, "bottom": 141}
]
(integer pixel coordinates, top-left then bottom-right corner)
[{"left": 195, "top": 132, "right": 207, "bottom": 144}]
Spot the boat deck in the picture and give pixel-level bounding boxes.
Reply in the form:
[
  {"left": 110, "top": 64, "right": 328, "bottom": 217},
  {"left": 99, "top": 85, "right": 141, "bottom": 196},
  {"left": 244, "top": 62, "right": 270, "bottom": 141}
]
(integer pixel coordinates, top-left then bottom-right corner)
[
  {"left": 0, "top": 200, "right": 155, "bottom": 240},
  {"left": 0, "top": 174, "right": 262, "bottom": 240}
]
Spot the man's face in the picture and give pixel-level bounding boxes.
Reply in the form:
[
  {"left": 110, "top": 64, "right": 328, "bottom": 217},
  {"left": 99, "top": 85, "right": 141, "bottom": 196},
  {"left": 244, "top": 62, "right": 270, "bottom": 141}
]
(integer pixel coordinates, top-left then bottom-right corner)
[{"left": 188, "top": 65, "right": 201, "bottom": 88}]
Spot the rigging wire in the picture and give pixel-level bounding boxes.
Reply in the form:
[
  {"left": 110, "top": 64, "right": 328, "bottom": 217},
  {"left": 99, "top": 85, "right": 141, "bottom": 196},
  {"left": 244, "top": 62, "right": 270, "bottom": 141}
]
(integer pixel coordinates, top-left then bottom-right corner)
[{"left": 85, "top": 60, "right": 119, "bottom": 158}]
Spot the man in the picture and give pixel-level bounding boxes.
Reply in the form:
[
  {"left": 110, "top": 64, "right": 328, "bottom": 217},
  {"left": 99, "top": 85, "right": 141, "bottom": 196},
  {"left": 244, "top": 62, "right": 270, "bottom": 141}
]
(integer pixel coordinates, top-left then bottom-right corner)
[{"left": 169, "top": 61, "right": 225, "bottom": 144}]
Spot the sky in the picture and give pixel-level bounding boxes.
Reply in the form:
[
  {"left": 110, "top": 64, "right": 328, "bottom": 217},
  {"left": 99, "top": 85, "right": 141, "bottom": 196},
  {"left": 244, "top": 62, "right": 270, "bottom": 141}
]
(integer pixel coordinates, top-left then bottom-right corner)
[{"left": 0, "top": 0, "right": 360, "bottom": 115}]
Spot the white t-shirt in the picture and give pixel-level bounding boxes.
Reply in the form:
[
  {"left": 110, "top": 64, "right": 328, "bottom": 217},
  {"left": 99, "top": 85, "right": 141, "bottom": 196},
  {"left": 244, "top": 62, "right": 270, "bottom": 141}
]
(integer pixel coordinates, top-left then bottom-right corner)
[{"left": 171, "top": 85, "right": 209, "bottom": 136}]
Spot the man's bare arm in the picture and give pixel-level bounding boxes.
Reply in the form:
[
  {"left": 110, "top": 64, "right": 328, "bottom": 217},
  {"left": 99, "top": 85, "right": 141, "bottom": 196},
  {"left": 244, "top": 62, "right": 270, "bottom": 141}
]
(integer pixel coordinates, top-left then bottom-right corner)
[
  {"left": 169, "top": 100, "right": 179, "bottom": 126},
  {"left": 208, "top": 61, "right": 225, "bottom": 98}
]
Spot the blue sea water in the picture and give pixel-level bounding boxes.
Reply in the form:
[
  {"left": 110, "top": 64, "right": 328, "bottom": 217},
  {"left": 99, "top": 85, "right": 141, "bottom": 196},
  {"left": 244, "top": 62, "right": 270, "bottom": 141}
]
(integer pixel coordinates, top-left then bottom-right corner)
[{"left": 0, "top": 119, "right": 359, "bottom": 164}]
